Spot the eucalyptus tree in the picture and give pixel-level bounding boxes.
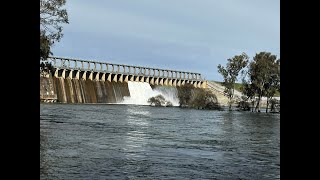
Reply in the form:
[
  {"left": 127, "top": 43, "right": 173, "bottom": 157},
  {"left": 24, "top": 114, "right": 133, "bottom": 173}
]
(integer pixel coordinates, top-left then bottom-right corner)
[
  {"left": 264, "top": 59, "right": 280, "bottom": 112},
  {"left": 217, "top": 53, "right": 249, "bottom": 110},
  {"left": 242, "top": 52, "right": 279, "bottom": 112},
  {"left": 40, "top": 0, "right": 69, "bottom": 60}
]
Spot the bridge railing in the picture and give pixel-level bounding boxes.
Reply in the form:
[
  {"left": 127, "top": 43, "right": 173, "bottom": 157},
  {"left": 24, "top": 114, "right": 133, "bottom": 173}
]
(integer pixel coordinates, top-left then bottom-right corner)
[{"left": 45, "top": 57, "right": 203, "bottom": 81}]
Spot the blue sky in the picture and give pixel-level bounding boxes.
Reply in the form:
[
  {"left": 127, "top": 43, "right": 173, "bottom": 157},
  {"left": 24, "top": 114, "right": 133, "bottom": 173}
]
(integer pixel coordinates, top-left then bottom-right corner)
[{"left": 52, "top": 0, "right": 280, "bottom": 81}]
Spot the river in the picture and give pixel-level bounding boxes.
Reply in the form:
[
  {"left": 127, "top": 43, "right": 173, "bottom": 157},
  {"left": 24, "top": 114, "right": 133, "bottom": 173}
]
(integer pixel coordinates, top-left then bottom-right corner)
[{"left": 40, "top": 103, "right": 280, "bottom": 179}]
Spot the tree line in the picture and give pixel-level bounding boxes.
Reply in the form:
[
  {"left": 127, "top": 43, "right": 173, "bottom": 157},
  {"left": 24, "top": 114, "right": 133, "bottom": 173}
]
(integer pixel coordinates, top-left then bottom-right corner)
[{"left": 217, "top": 52, "right": 280, "bottom": 113}]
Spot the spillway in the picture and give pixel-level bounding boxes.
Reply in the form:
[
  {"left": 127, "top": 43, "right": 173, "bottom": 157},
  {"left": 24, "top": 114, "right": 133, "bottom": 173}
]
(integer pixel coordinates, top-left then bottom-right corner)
[
  {"left": 41, "top": 74, "right": 179, "bottom": 106},
  {"left": 120, "top": 81, "right": 179, "bottom": 106}
]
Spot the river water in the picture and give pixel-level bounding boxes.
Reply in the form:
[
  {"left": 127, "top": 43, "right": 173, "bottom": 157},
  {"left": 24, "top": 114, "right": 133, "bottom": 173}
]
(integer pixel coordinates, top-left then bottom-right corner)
[{"left": 40, "top": 104, "right": 280, "bottom": 179}]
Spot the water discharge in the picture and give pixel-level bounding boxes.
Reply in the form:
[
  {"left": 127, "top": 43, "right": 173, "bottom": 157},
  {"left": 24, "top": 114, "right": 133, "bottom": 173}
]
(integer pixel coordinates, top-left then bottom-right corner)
[
  {"left": 52, "top": 77, "right": 130, "bottom": 103},
  {"left": 43, "top": 76, "right": 179, "bottom": 105},
  {"left": 120, "top": 81, "right": 179, "bottom": 106},
  {"left": 152, "top": 85, "right": 179, "bottom": 106}
]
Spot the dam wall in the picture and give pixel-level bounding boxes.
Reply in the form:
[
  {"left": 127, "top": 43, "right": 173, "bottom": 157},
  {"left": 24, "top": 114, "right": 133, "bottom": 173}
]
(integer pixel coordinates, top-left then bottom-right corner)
[
  {"left": 40, "top": 72, "right": 57, "bottom": 102},
  {"left": 51, "top": 76, "right": 130, "bottom": 103},
  {"left": 40, "top": 56, "right": 208, "bottom": 104}
]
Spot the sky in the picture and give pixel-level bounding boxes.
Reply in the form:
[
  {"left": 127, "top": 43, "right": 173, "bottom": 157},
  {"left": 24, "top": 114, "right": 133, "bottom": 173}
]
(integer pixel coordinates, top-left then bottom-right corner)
[{"left": 52, "top": 0, "right": 280, "bottom": 81}]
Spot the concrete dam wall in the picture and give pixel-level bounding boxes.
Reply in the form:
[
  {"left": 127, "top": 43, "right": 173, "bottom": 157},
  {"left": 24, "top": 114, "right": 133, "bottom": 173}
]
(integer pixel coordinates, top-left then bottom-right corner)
[
  {"left": 40, "top": 73, "right": 57, "bottom": 102},
  {"left": 40, "top": 57, "right": 207, "bottom": 105},
  {"left": 52, "top": 76, "right": 130, "bottom": 103},
  {"left": 40, "top": 74, "right": 180, "bottom": 105}
]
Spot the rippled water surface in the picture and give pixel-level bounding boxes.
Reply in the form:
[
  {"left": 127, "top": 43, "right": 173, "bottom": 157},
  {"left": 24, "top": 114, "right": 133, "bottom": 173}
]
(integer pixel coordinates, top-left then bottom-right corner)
[{"left": 40, "top": 104, "right": 280, "bottom": 179}]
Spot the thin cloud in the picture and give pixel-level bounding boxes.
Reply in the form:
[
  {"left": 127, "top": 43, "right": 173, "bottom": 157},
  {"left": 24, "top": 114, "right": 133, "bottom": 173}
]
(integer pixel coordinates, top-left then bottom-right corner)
[{"left": 52, "top": 0, "right": 279, "bottom": 81}]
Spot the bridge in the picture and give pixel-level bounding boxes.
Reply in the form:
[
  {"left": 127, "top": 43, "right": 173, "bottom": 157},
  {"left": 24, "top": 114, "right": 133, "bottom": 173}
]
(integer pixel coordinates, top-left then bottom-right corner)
[{"left": 44, "top": 57, "right": 208, "bottom": 88}]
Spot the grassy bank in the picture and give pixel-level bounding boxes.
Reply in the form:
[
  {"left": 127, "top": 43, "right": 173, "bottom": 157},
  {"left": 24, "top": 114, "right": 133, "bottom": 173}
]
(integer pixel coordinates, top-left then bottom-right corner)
[{"left": 213, "top": 81, "right": 280, "bottom": 97}]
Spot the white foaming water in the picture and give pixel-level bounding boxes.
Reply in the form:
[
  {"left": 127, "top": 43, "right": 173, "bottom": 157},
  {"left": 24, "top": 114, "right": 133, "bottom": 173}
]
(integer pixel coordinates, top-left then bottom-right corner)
[
  {"left": 153, "top": 85, "right": 179, "bottom": 106},
  {"left": 119, "top": 81, "right": 179, "bottom": 106}
]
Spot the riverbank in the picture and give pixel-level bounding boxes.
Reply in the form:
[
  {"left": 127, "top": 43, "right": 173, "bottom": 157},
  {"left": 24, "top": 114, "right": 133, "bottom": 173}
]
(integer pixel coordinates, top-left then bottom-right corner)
[
  {"left": 211, "top": 81, "right": 280, "bottom": 97},
  {"left": 206, "top": 81, "right": 280, "bottom": 109}
]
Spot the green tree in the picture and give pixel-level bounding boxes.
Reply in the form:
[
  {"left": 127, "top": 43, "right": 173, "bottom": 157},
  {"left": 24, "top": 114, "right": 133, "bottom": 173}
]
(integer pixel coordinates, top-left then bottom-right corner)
[
  {"left": 177, "top": 84, "right": 222, "bottom": 110},
  {"left": 147, "top": 95, "right": 173, "bottom": 107},
  {"left": 242, "top": 52, "right": 279, "bottom": 112},
  {"left": 40, "top": 0, "right": 69, "bottom": 61},
  {"left": 191, "top": 89, "right": 222, "bottom": 110},
  {"left": 240, "top": 82, "right": 256, "bottom": 112},
  {"left": 177, "top": 83, "right": 195, "bottom": 107},
  {"left": 264, "top": 59, "right": 280, "bottom": 112},
  {"left": 236, "top": 96, "right": 251, "bottom": 111},
  {"left": 269, "top": 98, "right": 280, "bottom": 113},
  {"left": 217, "top": 53, "right": 249, "bottom": 110}
]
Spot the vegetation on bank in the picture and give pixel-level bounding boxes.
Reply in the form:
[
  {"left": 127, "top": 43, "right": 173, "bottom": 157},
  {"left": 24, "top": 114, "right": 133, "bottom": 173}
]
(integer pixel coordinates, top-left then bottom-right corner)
[
  {"left": 269, "top": 98, "right": 280, "bottom": 113},
  {"left": 40, "top": 0, "right": 69, "bottom": 61},
  {"left": 147, "top": 83, "right": 222, "bottom": 110},
  {"left": 217, "top": 53, "right": 249, "bottom": 111},
  {"left": 217, "top": 52, "right": 280, "bottom": 113},
  {"left": 147, "top": 95, "right": 173, "bottom": 107},
  {"left": 177, "top": 83, "right": 222, "bottom": 110},
  {"left": 213, "top": 81, "right": 280, "bottom": 97}
]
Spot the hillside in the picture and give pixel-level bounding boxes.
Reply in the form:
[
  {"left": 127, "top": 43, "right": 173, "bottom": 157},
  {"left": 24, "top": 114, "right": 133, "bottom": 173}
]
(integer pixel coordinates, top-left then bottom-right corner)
[{"left": 212, "top": 81, "right": 280, "bottom": 97}]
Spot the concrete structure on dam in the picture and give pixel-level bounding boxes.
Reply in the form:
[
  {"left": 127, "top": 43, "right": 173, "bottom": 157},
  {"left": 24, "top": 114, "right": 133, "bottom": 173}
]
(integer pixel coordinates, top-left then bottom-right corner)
[
  {"left": 40, "top": 71, "right": 57, "bottom": 102},
  {"left": 40, "top": 57, "right": 208, "bottom": 103},
  {"left": 47, "top": 57, "right": 208, "bottom": 88}
]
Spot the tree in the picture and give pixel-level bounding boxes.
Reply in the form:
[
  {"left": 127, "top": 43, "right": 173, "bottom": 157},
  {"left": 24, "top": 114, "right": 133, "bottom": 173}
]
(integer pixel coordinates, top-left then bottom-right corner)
[
  {"left": 40, "top": 0, "right": 69, "bottom": 61},
  {"left": 264, "top": 59, "right": 280, "bottom": 112},
  {"left": 148, "top": 95, "right": 164, "bottom": 106},
  {"left": 147, "top": 95, "right": 173, "bottom": 107},
  {"left": 40, "top": 33, "right": 52, "bottom": 61},
  {"left": 269, "top": 98, "right": 280, "bottom": 113},
  {"left": 242, "top": 52, "right": 279, "bottom": 112},
  {"left": 177, "top": 83, "right": 195, "bottom": 107},
  {"left": 236, "top": 96, "right": 251, "bottom": 111},
  {"left": 177, "top": 84, "right": 222, "bottom": 110},
  {"left": 240, "top": 81, "right": 256, "bottom": 112},
  {"left": 217, "top": 53, "right": 249, "bottom": 110},
  {"left": 191, "top": 89, "right": 222, "bottom": 110}
]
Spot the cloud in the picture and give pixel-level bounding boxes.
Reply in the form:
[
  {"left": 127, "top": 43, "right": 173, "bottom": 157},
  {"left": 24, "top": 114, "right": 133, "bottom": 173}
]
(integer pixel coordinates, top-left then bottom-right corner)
[{"left": 52, "top": 0, "right": 279, "bottom": 81}]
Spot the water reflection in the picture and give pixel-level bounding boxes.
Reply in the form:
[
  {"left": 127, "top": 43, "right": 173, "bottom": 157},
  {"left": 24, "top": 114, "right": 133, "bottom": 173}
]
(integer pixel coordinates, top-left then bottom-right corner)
[
  {"left": 40, "top": 133, "right": 49, "bottom": 177},
  {"left": 126, "top": 106, "right": 151, "bottom": 126},
  {"left": 122, "top": 106, "right": 150, "bottom": 160}
]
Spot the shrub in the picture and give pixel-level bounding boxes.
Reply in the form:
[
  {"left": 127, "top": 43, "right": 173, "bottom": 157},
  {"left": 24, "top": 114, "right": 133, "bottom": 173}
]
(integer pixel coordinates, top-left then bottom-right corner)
[
  {"left": 147, "top": 95, "right": 173, "bottom": 107},
  {"left": 236, "top": 96, "right": 251, "bottom": 111}
]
